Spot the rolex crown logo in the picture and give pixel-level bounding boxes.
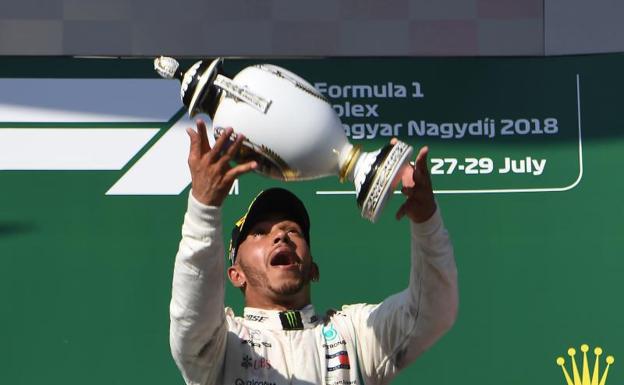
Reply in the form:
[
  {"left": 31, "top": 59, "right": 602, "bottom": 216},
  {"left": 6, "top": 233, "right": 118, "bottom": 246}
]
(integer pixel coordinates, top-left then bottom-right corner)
[{"left": 556, "top": 344, "right": 615, "bottom": 385}]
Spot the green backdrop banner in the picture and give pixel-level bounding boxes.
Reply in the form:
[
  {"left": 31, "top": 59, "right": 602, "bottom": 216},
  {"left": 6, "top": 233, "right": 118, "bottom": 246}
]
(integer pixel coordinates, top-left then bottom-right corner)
[{"left": 1, "top": 54, "right": 622, "bottom": 385}]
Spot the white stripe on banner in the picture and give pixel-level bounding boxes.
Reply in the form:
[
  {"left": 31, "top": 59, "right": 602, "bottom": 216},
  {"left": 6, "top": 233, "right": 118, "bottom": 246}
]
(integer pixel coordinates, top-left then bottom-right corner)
[
  {"left": 0, "top": 79, "right": 180, "bottom": 122},
  {"left": 106, "top": 116, "right": 193, "bottom": 195},
  {"left": 0, "top": 128, "right": 158, "bottom": 170}
]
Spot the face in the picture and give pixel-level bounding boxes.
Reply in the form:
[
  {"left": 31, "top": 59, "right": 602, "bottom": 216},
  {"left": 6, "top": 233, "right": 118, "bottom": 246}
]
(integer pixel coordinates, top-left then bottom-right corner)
[{"left": 233, "top": 214, "right": 314, "bottom": 300}]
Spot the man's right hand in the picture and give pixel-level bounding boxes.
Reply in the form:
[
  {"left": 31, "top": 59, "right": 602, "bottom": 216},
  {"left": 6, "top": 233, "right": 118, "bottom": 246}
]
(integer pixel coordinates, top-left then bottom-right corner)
[{"left": 187, "top": 119, "right": 257, "bottom": 207}]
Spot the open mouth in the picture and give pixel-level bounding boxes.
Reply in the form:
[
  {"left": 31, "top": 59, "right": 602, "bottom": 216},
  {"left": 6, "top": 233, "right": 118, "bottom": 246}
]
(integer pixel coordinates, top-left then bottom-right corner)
[{"left": 270, "top": 249, "right": 299, "bottom": 268}]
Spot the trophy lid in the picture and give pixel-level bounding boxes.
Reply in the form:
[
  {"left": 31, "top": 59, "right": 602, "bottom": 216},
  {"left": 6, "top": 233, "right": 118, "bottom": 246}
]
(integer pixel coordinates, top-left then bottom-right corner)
[
  {"left": 154, "top": 56, "right": 224, "bottom": 118},
  {"left": 154, "top": 56, "right": 180, "bottom": 79}
]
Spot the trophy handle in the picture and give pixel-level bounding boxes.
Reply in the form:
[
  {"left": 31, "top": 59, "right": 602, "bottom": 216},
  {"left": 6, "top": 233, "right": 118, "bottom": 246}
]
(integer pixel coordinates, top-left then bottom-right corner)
[{"left": 213, "top": 75, "right": 272, "bottom": 114}]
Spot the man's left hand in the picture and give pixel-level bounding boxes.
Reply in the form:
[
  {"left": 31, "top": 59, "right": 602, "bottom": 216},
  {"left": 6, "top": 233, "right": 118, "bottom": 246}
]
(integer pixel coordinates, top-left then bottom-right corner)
[{"left": 395, "top": 145, "right": 437, "bottom": 223}]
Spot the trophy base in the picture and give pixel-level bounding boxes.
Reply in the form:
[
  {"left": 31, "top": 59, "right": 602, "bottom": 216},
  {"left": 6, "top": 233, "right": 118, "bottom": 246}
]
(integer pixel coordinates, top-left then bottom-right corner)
[{"left": 355, "top": 141, "right": 413, "bottom": 222}]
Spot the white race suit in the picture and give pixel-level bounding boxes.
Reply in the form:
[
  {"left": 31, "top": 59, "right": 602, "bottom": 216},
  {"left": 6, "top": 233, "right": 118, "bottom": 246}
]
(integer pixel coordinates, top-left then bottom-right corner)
[{"left": 170, "top": 194, "right": 458, "bottom": 385}]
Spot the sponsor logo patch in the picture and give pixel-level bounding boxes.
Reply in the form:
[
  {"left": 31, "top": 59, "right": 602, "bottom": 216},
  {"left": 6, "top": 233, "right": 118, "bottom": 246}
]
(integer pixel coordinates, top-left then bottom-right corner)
[
  {"left": 241, "top": 355, "right": 272, "bottom": 370},
  {"left": 326, "top": 350, "right": 351, "bottom": 371},
  {"left": 235, "top": 379, "right": 276, "bottom": 385},
  {"left": 322, "top": 340, "right": 346, "bottom": 349},
  {"left": 245, "top": 314, "right": 268, "bottom": 322},
  {"left": 322, "top": 324, "right": 338, "bottom": 341},
  {"left": 241, "top": 339, "right": 272, "bottom": 348},
  {"left": 279, "top": 310, "right": 304, "bottom": 330}
]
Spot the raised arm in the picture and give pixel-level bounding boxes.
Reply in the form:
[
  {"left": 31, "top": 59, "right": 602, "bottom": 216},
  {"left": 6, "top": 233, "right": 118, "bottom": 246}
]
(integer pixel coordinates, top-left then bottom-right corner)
[
  {"left": 344, "top": 146, "right": 459, "bottom": 385},
  {"left": 169, "top": 121, "right": 256, "bottom": 385}
]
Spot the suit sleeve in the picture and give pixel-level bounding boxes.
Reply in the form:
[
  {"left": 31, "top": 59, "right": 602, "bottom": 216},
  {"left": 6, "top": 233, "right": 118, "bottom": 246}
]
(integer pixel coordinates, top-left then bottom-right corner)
[
  {"left": 343, "top": 207, "right": 459, "bottom": 385},
  {"left": 169, "top": 193, "right": 228, "bottom": 385}
]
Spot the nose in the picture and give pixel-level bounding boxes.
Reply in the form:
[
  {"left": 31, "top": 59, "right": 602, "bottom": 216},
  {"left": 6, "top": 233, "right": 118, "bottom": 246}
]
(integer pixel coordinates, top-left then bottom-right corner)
[{"left": 272, "top": 229, "right": 290, "bottom": 244}]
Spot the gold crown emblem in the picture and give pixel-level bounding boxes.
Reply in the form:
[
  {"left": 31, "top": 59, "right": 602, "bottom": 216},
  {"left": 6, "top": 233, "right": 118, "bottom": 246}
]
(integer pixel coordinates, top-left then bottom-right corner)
[{"left": 556, "top": 344, "right": 615, "bottom": 385}]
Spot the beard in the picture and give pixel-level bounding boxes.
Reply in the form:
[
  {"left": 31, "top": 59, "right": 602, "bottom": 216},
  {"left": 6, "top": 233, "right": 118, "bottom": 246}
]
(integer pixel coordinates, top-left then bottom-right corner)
[
  {"left": 240, "top": 260, "right": 311, "bottom": 297},
  {"left": 268, "top": 276, "right": 306, "bottom": 296}
]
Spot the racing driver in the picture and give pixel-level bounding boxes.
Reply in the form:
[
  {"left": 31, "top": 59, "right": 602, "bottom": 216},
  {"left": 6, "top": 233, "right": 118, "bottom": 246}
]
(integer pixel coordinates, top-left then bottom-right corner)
[{"left": 169, "top": 120, "right": 458, "bottom": 385}]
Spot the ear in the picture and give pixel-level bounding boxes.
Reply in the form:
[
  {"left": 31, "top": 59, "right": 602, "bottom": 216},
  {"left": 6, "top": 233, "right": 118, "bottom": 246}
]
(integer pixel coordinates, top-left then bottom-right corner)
[
  {"left": 309, "top": 262, "right": 320, "bottom": 282},
  {"left": 227, "top": 265, "right": 246, "bottom": 288}
]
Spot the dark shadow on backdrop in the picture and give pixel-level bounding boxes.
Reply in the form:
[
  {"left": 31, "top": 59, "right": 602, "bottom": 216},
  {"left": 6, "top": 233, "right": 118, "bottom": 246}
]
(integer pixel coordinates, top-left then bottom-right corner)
[{"left": 0, "top": 221, "right": 36, "bottom": 237}]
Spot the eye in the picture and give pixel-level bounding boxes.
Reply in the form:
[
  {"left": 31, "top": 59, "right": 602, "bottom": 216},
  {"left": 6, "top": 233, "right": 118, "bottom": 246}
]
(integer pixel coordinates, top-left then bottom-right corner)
[
  {"left": 249, "top": 227, "right": 267, "bottom": 237},
  {"left": 287, "top": 227, "right": 302, "bottom": 236}
]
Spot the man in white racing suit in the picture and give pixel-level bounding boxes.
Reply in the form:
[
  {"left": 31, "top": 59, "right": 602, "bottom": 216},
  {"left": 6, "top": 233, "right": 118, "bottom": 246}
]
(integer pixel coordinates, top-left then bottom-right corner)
[{"left": 170, "top": 120, "right": 458, "bottom": 385}]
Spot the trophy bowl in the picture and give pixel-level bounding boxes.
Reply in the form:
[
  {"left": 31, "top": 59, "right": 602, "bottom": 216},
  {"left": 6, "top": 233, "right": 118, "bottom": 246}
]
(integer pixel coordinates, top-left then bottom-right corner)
[{"left": 154, "top": 56, "right": 413, "bottom": 222}]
